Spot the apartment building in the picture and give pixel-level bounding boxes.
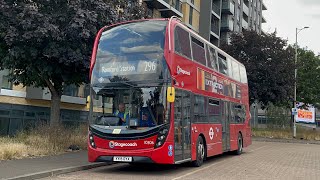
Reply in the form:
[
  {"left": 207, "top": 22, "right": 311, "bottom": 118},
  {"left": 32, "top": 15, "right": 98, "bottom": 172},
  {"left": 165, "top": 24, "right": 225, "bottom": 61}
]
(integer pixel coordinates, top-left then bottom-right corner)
[
  {"left": 143, "top": 0, "right": 267, "bottom": 45},
  {"left": 0, "top": 69, "right": 89, "bottom": 135}
]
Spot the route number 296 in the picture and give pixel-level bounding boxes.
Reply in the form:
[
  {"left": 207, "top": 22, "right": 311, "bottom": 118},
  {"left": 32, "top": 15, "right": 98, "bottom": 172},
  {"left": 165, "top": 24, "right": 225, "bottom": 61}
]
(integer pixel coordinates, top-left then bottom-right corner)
[{"left": 144, "top": 61, "right": 156, "bottom": 72}]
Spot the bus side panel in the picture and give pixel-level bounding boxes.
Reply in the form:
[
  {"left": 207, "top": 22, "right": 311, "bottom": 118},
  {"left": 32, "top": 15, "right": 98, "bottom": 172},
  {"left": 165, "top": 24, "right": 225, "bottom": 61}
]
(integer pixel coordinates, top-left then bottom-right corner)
[
  {"left": 151, "top": 142, "right": 175, "bottom": 164},
  {"left": 229, "top": 124, "right": 245, "bottom": 151},
  {"left": 191, "top": 124, "right": 223, "bottom": 159},
  {"left": 191, "top": 124, "right": 197, "bottom": 161}
]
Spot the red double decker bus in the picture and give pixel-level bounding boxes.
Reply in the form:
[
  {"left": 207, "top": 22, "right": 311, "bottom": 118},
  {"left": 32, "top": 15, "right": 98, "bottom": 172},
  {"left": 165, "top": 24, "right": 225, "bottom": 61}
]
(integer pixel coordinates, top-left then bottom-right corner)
[{"left": 87, "top": 18, "right": 251, "bottom": 167}]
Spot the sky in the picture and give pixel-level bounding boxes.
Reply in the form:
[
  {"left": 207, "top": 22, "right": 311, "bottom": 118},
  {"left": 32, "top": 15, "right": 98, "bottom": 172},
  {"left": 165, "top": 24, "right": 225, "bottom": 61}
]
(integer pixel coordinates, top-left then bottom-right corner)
[{"left": 262, "top": 0, "right": 320, "bottom": 55}]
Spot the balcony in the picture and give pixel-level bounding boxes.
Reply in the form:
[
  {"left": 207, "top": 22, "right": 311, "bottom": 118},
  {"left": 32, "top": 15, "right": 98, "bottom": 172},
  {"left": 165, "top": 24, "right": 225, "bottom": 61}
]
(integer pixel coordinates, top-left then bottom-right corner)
[
  {"left": 242, "top": 19, "right": 248, "bottom": 29},
  {"left": 221, "top": 18, "right": 234, "bottom": 32},
  {"left": 222, "top": 0, "right": 235, "bottom": 15},
  {"left": 243, "top": 3, "right": 249, "bottom": 16},
  {"left": 262, "top": 2, "right": 267, "bottom": 10},
  {"left": 144, "top": 0, "right": 183, "bottom": 17},
  {"left": 212, "top": 2, "right": 220, "bottom": 16},
  {"left": 262, "top": 14, "right": 267, "bottom": 23}
]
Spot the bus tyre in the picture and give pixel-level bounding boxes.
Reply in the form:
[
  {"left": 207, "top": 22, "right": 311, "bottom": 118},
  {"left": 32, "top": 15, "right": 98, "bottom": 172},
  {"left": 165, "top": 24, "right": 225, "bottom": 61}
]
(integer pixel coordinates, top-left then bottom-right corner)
[
  {"left": 192, "top": 136, "right": 205, "bottom": 167},
  {"left": 234, "top": 133, "right": 243, "bottom": 155}
]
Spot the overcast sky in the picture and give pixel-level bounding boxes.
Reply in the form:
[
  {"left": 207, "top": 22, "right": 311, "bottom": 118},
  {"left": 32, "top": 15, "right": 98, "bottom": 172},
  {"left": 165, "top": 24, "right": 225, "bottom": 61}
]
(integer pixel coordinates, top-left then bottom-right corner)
[{"left": 262, "top": 0, "right": 320, "bottom": 55}]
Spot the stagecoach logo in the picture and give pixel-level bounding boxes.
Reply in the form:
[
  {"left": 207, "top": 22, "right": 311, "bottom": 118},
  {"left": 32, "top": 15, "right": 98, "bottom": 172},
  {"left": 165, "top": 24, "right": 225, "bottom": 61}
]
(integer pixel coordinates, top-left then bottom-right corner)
[
  {"left": 177, "top": 66, "right": 191, "bottom": 76},
  {"left": 109, "top": 141, "right": 138, "bottom": 148},
  {"left": 109, "top": 141, "right": 115, "bottom": 148},
  {"left": 209, "top": 127, "right": 214, "bottom": 140}
]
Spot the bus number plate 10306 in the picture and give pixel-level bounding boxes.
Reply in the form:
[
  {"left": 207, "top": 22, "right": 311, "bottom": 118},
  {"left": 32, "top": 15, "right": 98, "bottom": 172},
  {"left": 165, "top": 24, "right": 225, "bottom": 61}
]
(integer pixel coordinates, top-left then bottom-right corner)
[{"left": 113, "top": 156, "right": 132, "bottom": 162}]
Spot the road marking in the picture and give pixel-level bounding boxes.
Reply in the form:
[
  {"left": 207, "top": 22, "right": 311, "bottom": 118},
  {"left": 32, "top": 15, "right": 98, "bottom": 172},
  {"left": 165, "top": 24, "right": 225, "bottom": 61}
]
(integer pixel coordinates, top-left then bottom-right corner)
[
  {"left": 171, "top": 159, "right": 228, "bottom": 180},
  {"left": 171, "top": 145, "right": 268, "bottom": 180}
]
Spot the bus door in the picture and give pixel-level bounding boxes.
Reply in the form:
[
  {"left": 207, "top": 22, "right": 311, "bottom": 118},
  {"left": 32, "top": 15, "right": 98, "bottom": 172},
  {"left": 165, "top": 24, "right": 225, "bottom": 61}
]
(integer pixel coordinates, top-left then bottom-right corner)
[
  {"left": 222, "top": 101, "right": 231, "bottom": 152},
  {"left": 174, "top": 89, "right": 191, "bottom": 163}
]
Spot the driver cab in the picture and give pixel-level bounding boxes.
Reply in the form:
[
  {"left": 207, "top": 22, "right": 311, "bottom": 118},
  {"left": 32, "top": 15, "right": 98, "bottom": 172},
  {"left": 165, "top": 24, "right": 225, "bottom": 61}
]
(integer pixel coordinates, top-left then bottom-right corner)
[{"left": 92, "top": 87, "right": 166, "bottom": 128}]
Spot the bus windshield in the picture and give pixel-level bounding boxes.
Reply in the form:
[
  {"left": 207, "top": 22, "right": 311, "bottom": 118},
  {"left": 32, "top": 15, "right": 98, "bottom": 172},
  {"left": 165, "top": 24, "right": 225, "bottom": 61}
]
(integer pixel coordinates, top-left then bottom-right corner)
[
  {"left": 91, "top": 85, "right": 169, "bottom": 128},
  {"left": 91, "top": 20, "right": 168, "bottom": 85}
]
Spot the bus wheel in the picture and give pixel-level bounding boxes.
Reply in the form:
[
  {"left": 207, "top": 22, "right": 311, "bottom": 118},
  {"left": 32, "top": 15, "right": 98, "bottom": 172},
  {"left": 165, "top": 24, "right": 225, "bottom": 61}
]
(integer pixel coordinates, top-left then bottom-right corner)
[
  {"left": 192, "top": 136, "right": 205, "bottom": 167},
  {"left": 234, "top": 133, "right": 243, "bottom": 155}
]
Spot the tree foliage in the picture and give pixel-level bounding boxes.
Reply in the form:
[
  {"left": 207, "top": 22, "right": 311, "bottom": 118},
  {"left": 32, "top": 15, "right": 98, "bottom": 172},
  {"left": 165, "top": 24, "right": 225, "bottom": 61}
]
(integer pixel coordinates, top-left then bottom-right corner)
[
  {"left": 0, "top": 0, "right": 147, "bottom": 125},
  {"left": 296, "top": 48, "right": 320, "bottom": 106},
  {"left": 221, "top": 30, "right": 295, "bottom": 107}
]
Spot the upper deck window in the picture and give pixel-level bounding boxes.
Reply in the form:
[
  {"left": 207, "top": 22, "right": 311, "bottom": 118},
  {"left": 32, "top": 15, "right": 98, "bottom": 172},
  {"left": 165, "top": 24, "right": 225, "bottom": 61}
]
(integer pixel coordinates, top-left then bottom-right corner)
[
  {"left": 218, "top": 53, "right": 228, "bottom": 75},
  {"left": 206, "top": 46, "right": 218, "bottom": 70},
  {"left": 92, "top": 20, "right": 168, "bottom": 84},
  {"left": 239, "top": 65, "right": 248, "bottom": 83},
  {"left": 98, "top": 20, "right": 166, "bottom": 57},
  {"left": 191, "top": 36, "right": 206, "bottom": 66},
  {"left": 174, "top": 26, "right": 192, "bottom": 59},
  {"left": 232, "top": 60, "right": 240, "bottom": 82}
]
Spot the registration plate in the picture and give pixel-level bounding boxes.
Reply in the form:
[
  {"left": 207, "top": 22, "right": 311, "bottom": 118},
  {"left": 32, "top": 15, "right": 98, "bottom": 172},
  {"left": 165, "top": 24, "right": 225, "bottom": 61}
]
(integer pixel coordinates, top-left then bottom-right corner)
[{"left": 113, "top": 156, "right": 132, "bottom": 162}]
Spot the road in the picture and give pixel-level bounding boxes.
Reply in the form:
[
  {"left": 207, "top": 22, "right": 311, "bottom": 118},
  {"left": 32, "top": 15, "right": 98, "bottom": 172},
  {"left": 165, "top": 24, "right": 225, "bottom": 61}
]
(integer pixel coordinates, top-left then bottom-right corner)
[{"left": 43, "top": 141, "right": 320, "bottom": 180}]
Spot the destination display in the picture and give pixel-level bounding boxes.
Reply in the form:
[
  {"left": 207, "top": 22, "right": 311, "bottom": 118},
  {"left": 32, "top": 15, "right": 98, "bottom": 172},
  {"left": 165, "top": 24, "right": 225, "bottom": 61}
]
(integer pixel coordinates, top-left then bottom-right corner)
[{"left": 98, "top": 59, "right": 159, "bottom": 77}]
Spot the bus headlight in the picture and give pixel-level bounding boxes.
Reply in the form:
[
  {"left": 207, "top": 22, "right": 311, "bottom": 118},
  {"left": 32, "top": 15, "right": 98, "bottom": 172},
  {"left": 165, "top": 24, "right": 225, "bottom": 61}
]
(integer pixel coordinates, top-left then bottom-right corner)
[
  {"left": 155, "top": 126, "right": 169, "bottom": 148},
  {"left": 89, "top": 131, "right": 96, "bottom": 148}
]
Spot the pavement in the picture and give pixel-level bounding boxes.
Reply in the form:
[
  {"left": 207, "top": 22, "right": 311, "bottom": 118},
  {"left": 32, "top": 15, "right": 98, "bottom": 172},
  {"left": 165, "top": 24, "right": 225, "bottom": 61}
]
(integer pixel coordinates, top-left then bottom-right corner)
[
  {"left": 0, "top": 151, "right": 109, "bottom": 180},
  {"left": 1, "top": 138, "right": 320, "bottom": 180}
]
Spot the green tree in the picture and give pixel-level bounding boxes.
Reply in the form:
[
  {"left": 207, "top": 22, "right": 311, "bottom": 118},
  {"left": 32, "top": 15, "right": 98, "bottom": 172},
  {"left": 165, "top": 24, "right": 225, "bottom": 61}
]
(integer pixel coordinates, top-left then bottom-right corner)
[
  {"left": 0, "top": 0, "right": 147, "bottom": 125},
  {"left": 296, "top": 48, "right": 320, "bottom": 105},
  {"left": 221, "top": 30, "right": 295, "bottom": 107}
]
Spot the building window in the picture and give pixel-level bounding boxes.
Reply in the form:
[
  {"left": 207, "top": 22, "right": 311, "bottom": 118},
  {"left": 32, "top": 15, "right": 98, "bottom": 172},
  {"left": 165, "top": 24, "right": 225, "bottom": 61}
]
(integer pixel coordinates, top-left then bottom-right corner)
[
  {"left": 189, "top": 7, "right": 193, "bottom": 25},
  {"left": 63, "top": 84, "right": 79, "bottom": 97},
  {"left": 237, "top": 8, "right": 241, "bottom": 21},
  {"left": 1, "top": 69, "right": 13, "bottom": 90},
  {"left": 230, "top": 1, "right": 235, "bottom": 15},
  {"left": 191, "top": 0, "right": 194, "bottom": 4}
]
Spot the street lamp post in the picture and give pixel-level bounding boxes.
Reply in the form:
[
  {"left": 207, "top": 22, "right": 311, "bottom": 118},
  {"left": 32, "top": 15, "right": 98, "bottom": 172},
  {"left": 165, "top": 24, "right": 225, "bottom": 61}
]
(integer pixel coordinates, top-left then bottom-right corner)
[{"left": 293, "top": 26, "right": 309, "bottom": 138}]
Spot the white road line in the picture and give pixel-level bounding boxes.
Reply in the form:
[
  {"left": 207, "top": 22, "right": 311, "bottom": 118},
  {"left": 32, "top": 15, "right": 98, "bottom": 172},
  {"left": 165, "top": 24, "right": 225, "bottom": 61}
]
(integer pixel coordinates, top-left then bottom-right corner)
[
  {"left": 171, "top": 145, "right": 268, "bottom": 180},
  {"left": 171, "top": 160, "right": 228, "bottom": 180}
]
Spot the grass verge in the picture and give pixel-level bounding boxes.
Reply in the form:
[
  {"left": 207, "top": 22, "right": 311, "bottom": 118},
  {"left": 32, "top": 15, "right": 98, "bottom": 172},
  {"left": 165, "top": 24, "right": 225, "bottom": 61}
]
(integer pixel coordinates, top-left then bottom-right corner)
[
  {"left": 252, "top": 126, "right": 320, "bottom": 141},
  {"left": 0, "top": 124, "right": 87, "bottom": 161}
]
